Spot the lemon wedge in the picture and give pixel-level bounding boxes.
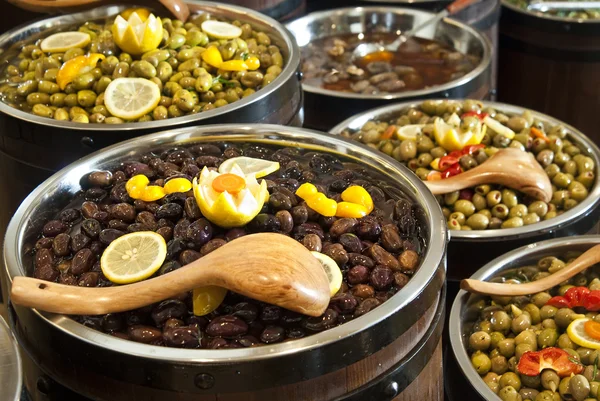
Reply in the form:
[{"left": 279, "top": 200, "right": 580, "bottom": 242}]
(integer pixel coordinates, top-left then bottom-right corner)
[
  {"left": 433, "top": 117, "right": 486, "bottom": 151},
  {"left": 112, "top": 12, "right": 162, "bottom": 56},
  {"left": 311, "top": 252, "right": 343, "bottom": 297},
  {"left": 193, "top": 286, "right": 228, "bottom": 316},
  {"left": 104, "top": 78, "right": 161, "bottom": 120},
  {"left": 40, "top": 32, "right": 91, "bottom": 53},
  {"left": 396, "top": 124, "right": 425, "bottom": 141},
  {"left": 56, "top": 53, "right": 105, "bottom": 90},
  {"left": 483, "top": 115, "right": 516, "bottom": 140},
  {"left": 218, "top": 156, "right": 280, "bottom": 178},
  {"left": 567, "top": 318, "right": 600, "bottom": 350},
  {"left": 201, "top": 20, "right": 243, "bottom": 39},
  {"left": 100, "top": 231, "right": 167, "bottom": 284},
  {"left": 193, "top": 165, "right": 269, "bottom": 228}
]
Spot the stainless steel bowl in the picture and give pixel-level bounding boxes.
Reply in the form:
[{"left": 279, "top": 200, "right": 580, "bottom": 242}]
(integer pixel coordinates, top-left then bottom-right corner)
[
  {"left": 2, "top": 124, "right": 447, "bottom": 399},
  {"left": 285, "top": 7, "right": 492, "bottom": 131},
  {"left": 330, "top": 100, "right": 600, "bottom": 280},
  {"left": 0, "top": 315, "right": 21, "bottom": 401},
  {"left": 449, "top": 235, "right": 600, "bottom": 400},
  {"left": 502, "top": 0, "right": 600, "bottom": 24}
]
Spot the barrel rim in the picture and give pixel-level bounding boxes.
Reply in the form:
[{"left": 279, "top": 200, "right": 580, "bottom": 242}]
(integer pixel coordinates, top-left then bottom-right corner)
[
  {"left": 501, "top": 0, "right": 600, "bottom": 24},
  {"left": 4, "top": 123, "right": 448, "bottom": 364},
  {"left": 285, "top": 6, "right": 492, "bottom": 101},
  {"left": 449, "top": 235, "right": 600, "bottom": 400},
  {"left": 329, "top": 99, "right": 600, "bottom": 241},
  {"left": 0, "top": 1, "right": 301, "bottom": 131}
]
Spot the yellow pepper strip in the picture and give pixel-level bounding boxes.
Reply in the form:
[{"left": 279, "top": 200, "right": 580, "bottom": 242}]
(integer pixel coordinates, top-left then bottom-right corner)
[
  {"left": 193, "top": 286, "right": 228, "bottom": 316},
  {"left": 295, "top": 182, "right": 318, "bottom": 200},
  {"left": 125, "top": 174, "right": 149, "bottom": 193},
  {"left": 141, "top": 185, "right": 166, "bottom": 202},
  {"left": 219, "top": 60, "right": 249, "bottom": 72},
  {"left": 306, "top": 193, "right": 337, "bottom": 217},
  {"left": 164, "top": 177, "right": 192, "bottom": 194},
  {"left": 336, "top": 202, "right": 368, "bottom": 218},
  {"left": 341, "top": 186, "right": 374, "bottom": 213},
  {"left": 245, "top": 56, "right": 260, "bottom": 71},
  {"left": 201, "top": 46, "right": 223, "bottom": 69},
  {"left": 430, "top": 158, "right": 441, "bottom": 171}
]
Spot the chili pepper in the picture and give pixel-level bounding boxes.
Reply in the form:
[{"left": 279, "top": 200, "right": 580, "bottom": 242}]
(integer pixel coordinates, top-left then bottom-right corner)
[
  {"left": 530, "top": 127, "right": 551, "bottom": 143},
  {"left": 517, "top": 347, "right": 584, "bottom": 377},
  {"left": 564, "top": 287, "right": 591, "bottom": 308},
  {"left": 381, "top": 125, "right": 396, "bottom": 140},
  {"left": 461, "top": 111, "right": 489, "bottom": 120},
  {"left": 439, "top": 156, "right": 459, "bottom": 171},
  {"left": 461, "top": 144, "right": 486, "bottom": 155},
  {"left": 584, "top": 291, "right": 600, "bottom": 312},
  {"left": 546, "top": 296, "right": 571, "bottom": 309},
  {"left": 448, "top": 150, "right": 463, "bottom": 159},
  {"left": 441, "top": 163, "right": 462, "bottom": 179}
]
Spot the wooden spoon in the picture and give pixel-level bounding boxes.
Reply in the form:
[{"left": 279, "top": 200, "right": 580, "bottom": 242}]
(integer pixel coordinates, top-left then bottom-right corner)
[
  {"left": 462, "top": 244, "right": 600, "bottom": 296},
  {"left": 8, "top": 0, "right": 191, "bottom": 21},
  {"left": 424, "top": 148, "right": 553, "bottom": 202},
  {"left": 10, "top": 233, "right": 331, "bottom": 317}
]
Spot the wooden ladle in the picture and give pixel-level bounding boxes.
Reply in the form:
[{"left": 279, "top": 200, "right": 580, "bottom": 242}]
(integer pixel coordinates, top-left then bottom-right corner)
[
  {"left": 10, "top": 233, "right": 331, "bottom": 317},
  {"left": 424, "top": 148, "right": 553, "bottom": 202},
  {"left": 8, "top": 0, "right": 191, "bottom": 22},
  {"left": 462, "top": 244, "right": 600, "bottom": 296}
]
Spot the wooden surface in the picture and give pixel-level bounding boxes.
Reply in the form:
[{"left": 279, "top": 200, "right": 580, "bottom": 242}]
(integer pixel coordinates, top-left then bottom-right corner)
[{"left": 424, "top": 148, "right": 552, "bottom": 202}]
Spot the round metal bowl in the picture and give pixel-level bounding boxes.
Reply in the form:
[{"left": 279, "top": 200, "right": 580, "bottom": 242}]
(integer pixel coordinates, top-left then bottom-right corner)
[
  {"left": 449, "top": 235, "right": 600, "bottom": 400},
  {"left": 502, "top": 0, "right": 600, "bottom": 26},
  {"left": 330, "top": 100, "right": 600, "bottom": 280},
  {"left": 2, "top": 124, "right": 447, "bottom": 399},
  {"left": 285, "top": 7, "right": 492, "bottom": 131},
  {"left": 0, "top": 314, "right": 21, "bottom": 401}
]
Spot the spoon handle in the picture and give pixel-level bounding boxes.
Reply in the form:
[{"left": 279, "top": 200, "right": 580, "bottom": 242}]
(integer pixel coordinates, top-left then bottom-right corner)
[{"left": 461, "top": 244, "right": 600, "bottom": 296}]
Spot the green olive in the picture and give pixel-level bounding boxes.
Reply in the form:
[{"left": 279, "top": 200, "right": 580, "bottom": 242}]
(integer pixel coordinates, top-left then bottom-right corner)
[
  {"left": 471, "top": 350, "right": 492, "bottom": 375},
  {"left": 469, "top": 330, "right": 492, "bottom": 351},
  {"left": 131, "top": 60, "right": 157, "bottom": 79},
  {"left": 32, "top": 104, "right": 53, "bottom": 118},
  {"left": 26, "top": 92, "right": 50, "bottom": 106},
  {"left": 72, "top": 73, "right": 95, "bottom": 90}
]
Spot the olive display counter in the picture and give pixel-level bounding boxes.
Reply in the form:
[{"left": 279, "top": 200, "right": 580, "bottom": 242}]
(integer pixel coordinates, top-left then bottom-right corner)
[
  {"left": 0, "top": 1, "right": 303, "bottom": 261},
  {"left": 497, "top": 1, "right": 600, "bottom": 144},
  {"left": 285, "top": 7, "right": 492, "bottom": 131},
  {"left": 2, "top": 125, "right": 447, "bottom": 400}
]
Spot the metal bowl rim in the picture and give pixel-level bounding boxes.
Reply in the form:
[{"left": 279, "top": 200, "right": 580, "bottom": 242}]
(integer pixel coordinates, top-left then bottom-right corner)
[
  {"left": 4, "top": 123, "right": 448, "bottom": 363},
  {"left": 0, "top": 1, "right": 301, "bottom": 131},
  {"left": 329, "top": 99, "right": 600, "bottom": 241},
  {"left": 449, "top": 234, "right": 600, "bottom": 400},
  {"left": 0, "top": 315, "right": 22, "bottom": 401},
  {"left": 501, "top": 0, "right": 600, "bottom": 24},
  {"left": 285, "top": 6, "right": 492, "bottom": 100}
]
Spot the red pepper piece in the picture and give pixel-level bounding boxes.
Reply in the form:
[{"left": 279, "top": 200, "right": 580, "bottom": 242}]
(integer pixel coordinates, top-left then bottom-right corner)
[
  {"left": 564, "top": 287, "right": 591, "bottom": 308},
  {"left": 517, "top": 347, "right": 584, "bottom": 377},
  {"left": 461, "top": 144, "right": 486, "bottom": 155},
  {"left": 439, "top": 155, "right": 459, "bottom": 171},
  {"left": 441, "top": 163, "right": 462, "bottom": 179},
  {"left": 461, "top": 111, "right": 489, "bottom": 120},
  {"left": 546, "top": 296, "right": 571, "bottom": 309},
  {"left": 583, "top": 290, "right": 600, "bottom": 312},
  {"left": 381, "top": 125, "right": 396, "bottom": 140},
  {"left": 448, "top": 150, "right": 463, "bottom": 159}
]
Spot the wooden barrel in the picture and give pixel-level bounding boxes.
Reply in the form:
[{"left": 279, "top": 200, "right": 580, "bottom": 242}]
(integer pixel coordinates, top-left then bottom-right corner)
[
  {"left": 497, "top": 4, "right": 600, "bottom": 143},
  {"left": 218, "top": 0, "right": 306, "bottom": 21}
]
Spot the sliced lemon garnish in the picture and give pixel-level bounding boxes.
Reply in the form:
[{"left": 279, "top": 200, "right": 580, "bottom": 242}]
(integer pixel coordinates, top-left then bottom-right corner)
[
  {"left": 311, "top": 251, "right": 343, "bottom": 297},
  {"left": 483, "top": 115, "right": 516, "bottom": 140},
  {"left": 567, "top": 318, "right": 600, "bottom": 350},
  {"left": 104, "top": 78, "right": 161, "bottom": 120},
  {"left": 396, "top": 124, "right": 425, "bottom": 141},
  {"left": 120, "top": 8, "right": 151, "bottom": 22},
  {"left": 112, "top": 13, "right": 162, "bottom": 56},
  {"left": 40, "top": 32, "right": 91, "bottom": 53},
  {"left": 433, "top": 117, "right": 486, "bottom": 151},
  {"left": 218, "top": 156, "right": 280, "bottom": 178},
  {"left": 193, "top": 165, "right": 269, "bottom": 228},
  {"left": 193, "top": 286, "right": 228, "bottom": 316},
  {"left": 201, "top": 20, "right": 243, "bottom": 39},
  {"left": 100, "top": 231, "right": 167, "bottom": 284},
  {"left": 56, "top": 53, "right": 105, "bottom": 90}
]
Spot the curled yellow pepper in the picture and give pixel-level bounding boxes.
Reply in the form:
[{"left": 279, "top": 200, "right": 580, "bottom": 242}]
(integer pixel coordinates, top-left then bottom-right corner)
[
  {"left": 306, "top": 193, "right": 337, "bottom": 217},
  {"left": 341, "top": 186, "right": 374, "bottom": 213},
  {"left": 219, "top": 60, "right": 248, "bottom": 72},
  {"left": 202, "top": 46, "right": 224, "bottom": 69},
  {"left": 336, "top": 202, "right": 368, "bottom": 218},
  {"left": 296, "top": 183, "right": 374, "bottom": 219},
  {"left": 125, "top": 174, "right": 192, "bottom": 202}
]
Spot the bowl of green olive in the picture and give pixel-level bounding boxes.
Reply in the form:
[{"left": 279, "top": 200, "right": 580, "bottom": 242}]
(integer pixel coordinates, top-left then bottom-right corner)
[
  {"left": 330, "top": 99, "right": 600, "bottom": 280},
  {"left": 450, "top": 235, "right": 600, "bottom": 401}
]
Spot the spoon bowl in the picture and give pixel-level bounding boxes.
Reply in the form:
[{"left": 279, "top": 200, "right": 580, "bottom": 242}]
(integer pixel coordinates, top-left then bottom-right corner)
[{"left": 10, "top": 233, "right": 332, "bottom": 317}]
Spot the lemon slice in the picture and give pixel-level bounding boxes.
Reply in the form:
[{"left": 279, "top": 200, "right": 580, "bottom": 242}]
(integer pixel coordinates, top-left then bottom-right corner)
[
  {"left": 396, "top": 124, "right": 425, "bottom": 141},
  {"left": 311, "top": 251, "right": 343, "bottom": 297},
  {"left": 100, "top": 231, "right": 167, "bottom": 284},
  {"left": 193, "top": 286, "right": 228, "bottom": 316},
  {"left": 40, "top": 32, "right": 91, "bottom": 53},
  {"left": 218, "top": 156, "right": 280, "bottom": 178},
  {"left": 104, "top": 78, "right": 161, "bottom": 120},
  {"left": 201, "top": 20, "right": 243, "bottom": 39},
  {"left": 567, "top": 318, "right": 600, "bottom": 349}
]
